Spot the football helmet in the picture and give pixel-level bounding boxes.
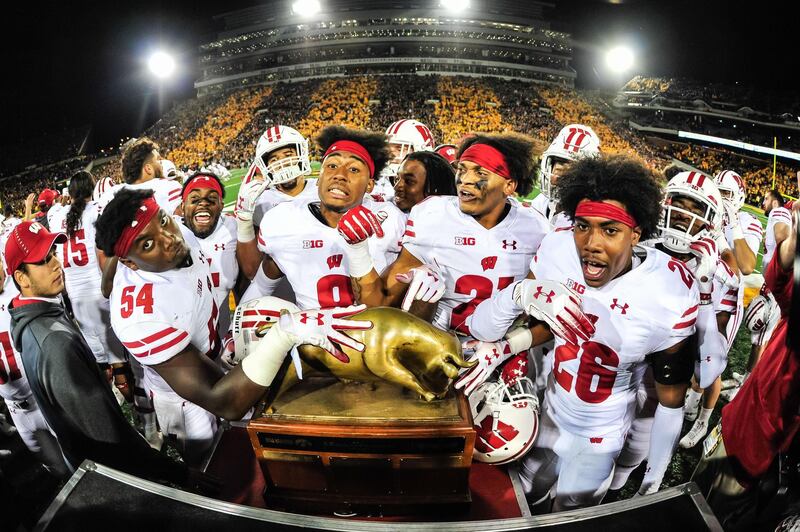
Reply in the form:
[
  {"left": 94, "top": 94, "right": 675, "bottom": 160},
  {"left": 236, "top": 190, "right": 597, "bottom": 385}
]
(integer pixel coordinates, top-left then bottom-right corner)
[
  {"left": 383, "top": 119, "right": 436, "bottom": 177},
  {"left": 254, "top": 125, "right": 311, "bottom": 188},
  {"left": 539, "top": 124, "right": 601, "bottom": 199},
  {"left": 92, "top": 177, "right": 114, "bottom": 202},
  {"left": 434, "top": 144, "right": 458, "bottom": 164},
  {"left": 160, "top": 159, "right": 179, "bottom": 180},
  {"left": 658, "top": 171, "right": 724, "bottom": 254},
  {"left": 714, "top": 169, "right": 746, "bottom": 211},
  {"left": 469, "top": 376, "right": 539, "bottom": 464},
  {"left": 231, "top": 296, "right": 299, "bottom": 364}
]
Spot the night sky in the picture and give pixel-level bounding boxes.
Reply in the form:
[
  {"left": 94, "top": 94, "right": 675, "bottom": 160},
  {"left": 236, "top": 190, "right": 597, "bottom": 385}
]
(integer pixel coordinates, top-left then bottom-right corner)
[{"left": 0, "top": 0, "right": 793, "bottom": 157}]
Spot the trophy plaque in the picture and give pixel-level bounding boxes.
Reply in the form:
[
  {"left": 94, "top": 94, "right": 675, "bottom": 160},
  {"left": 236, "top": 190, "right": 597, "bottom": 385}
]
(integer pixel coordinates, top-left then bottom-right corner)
[{"left": 247, "top": 376, "right": 475, "bottom": 515}]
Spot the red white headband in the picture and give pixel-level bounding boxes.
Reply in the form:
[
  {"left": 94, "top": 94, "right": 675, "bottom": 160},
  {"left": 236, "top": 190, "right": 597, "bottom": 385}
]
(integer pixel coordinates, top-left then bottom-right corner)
[
  {"left": 183, "top": 174, "right": 223, "bottom": 201},
  {"left": 459, "top": 143, "right": 512, "bottom": 180},
  {"left": 574, "top": 200, "right": 638, "bottom": 228},
  {"left": 114, "top": 197, "right": 160, "bottom": 257},
  {"left": 323, "top": 140, "right": 375, "bottom": 178}
]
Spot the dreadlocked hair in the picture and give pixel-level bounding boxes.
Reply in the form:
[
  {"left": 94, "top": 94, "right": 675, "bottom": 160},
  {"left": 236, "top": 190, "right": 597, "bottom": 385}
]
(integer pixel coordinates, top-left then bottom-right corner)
[
  {"left": 121, "top": 137, "right": 159, "bottom": 184},
  {"left": 404, "top": 151, "right": 457, "bottom": 197},
  {"left": 316, "top": 126, "right": 390, "bottom": 178},
  {"left": 95, "top": 188, "right": 155, "bottom": 257},
  {"left": 555, "top": 154, "right": 664, "bottom": 241},
  {"left": 65, "top": 171, "right": 95, "bottom": 239},
  {"left": 456, "top": 133, "right": 536, "bottom": 197}
]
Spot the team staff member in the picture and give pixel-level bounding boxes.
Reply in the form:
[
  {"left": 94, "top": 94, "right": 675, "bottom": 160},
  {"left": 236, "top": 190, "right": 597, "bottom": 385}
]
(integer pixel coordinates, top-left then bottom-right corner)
[{"left": 5, "top": 221, "right": 191, "bottom": 486}]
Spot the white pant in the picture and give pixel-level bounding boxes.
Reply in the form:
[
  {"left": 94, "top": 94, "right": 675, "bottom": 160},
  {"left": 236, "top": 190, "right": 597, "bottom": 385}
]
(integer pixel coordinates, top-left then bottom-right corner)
[
  {"left": 530, "top": 340, "right": 554, "bottom": 397},
  {"left": 151, "top": 392, "right": 217, "bottom": 467},
  {"left": 520, "top": 405, "right": 619, "bottom": 511},
  {"left": 610, "top": 369, "right": 658, "bottom": 490},
  {"left": 6, "top": 398, "right": 68, "bottom": 476},
  {"left": 71, "top": 295, "right": 126, "bottom": 365}
]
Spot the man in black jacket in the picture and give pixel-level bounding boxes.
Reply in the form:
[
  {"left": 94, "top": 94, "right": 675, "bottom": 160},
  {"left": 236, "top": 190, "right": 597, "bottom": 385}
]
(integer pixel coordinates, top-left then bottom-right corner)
[{"left": 4, "top": 220, "right": 191, "bottom": 487}]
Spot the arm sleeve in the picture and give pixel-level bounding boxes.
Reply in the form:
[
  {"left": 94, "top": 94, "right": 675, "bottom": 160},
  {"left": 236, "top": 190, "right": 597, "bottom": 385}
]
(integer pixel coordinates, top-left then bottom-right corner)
[
  {"left": 695, "top": 303, "right": 728, "bottom": 388},
  {"left": 742, "top": 216, "right": 763, "bottom": 255},
  {"left": 115, "top": 319, "right": 192, "bottom": 365},
  {"left": 42, "top": 333, "right": 187, "bottom": 485},
  {"left": 240, "top": 262, "right": 283, "bottom": 303},
  {"left": 466, "top": 281, "right": 522, "bottom": 342}
]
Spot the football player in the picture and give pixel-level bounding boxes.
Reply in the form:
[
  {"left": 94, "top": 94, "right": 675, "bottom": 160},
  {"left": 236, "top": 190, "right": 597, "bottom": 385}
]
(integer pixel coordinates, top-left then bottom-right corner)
[
  {"left": 236, "top": 125, "right": 318, "bottom": 280},
  {"left": 0, "top": 253, "right": 66, "bottom": 476},
  {"left": 434, "top": 144, "right": 458, "bottom": 164},
  {"left": 239, "top": 126, "right": 405, "bottom": 311},
  {"left": 468, "top": 155, "right": 716, "bottom": 509},
  {"left": 392, "top": 151, "right": 457, "bottom": 214},
  {"left": 532, "top": 124, "right": 601, "bottom": 229},
  {"left": 372, "top": 119, "right": 436, "bottom": 202},
  {"left": 95, "top": 188, "right": 371, "bottom": 466},
  {"left": 98, "top": 137, "right": 183, "bottom": 215},
  {"left": 762, "top": 189, "right": 792, "bottom": 272},
  {"left": 180, "top": 172, "right": 239, "bottom": 336},
  {"left": 611, "top": 171, "right": 734, "bottom": 486}
]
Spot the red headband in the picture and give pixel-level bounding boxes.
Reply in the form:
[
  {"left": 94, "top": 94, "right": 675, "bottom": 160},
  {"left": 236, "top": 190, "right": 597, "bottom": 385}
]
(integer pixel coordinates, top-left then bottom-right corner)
[
  {"left": 114, "top": 197, "right": 160, "bottom": 257},
  {"left": 323, "top": 140, "right": 375, "bottom": 178},
  {"left": 574, "top": 200, "right": 638, "bottom": 228},
  {"left": 459, "top": 143, "right": 512, "bottom": 180},
  {"left": 183, "top": 174, "right": 223, "bottom": 201}
]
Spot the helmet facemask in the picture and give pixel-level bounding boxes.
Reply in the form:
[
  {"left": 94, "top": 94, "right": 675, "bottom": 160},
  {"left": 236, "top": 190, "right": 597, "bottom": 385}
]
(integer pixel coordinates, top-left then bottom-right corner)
[
  {"left": 256, "top": 142, "right": 311, "bottom": 188},
  {"left": 659, "top": 193, "right": 720, "bottom": 253}
]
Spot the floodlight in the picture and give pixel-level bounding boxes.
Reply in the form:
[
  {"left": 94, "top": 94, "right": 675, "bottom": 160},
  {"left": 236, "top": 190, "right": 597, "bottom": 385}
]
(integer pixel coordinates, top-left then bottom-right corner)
[
  {"left": 292, "top": 0, "right": 321, "bottom": 16},
  {"left": 148, "top": 51, "right": 175, "bottom": 79},
  {"left": 606, "top": 46, "right": 634, "bottom": 73},
  {"left": 441, "top": 0, "right": 470, "bottom": 12}
]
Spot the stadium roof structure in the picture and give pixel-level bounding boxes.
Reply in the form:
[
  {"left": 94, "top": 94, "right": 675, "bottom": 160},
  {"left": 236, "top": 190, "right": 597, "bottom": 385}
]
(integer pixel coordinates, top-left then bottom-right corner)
[{"left": 195, "top": 0, "right": 575, "bottom": 95}]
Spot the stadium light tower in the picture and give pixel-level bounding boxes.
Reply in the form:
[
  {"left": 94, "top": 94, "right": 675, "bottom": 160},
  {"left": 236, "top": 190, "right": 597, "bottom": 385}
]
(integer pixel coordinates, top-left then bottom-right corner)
[
  {"left": 441, "top": 0, "right": 470, "bottom": 12},
  {"left": 148, "top": 51, "right": 175, "bottom": 79},
  {"left": 292, "top": 0, "right": 321, "bottom": 16},
  {"left": 605, "top": 46, "right": 634, "bottom": 73}
]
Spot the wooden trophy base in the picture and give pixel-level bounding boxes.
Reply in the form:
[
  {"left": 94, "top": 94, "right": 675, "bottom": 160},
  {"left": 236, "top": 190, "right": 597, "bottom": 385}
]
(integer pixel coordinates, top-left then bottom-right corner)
[{"left": 247, "top": 376, "right": 475, "bottom": 515}]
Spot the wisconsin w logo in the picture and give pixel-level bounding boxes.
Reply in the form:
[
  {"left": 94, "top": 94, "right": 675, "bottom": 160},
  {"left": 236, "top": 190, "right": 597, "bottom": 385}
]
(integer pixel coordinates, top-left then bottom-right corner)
[
  {"left": 475, "top": 417, "right": 519, "bottom": 453},
  {"left": 326, "top": 254, "right": 343, "bottom": 269}
]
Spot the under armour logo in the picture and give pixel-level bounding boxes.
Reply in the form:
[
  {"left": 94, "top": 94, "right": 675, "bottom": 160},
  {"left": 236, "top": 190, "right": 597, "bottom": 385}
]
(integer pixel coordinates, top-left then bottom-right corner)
[
  {"left": 502, "top": 240, "right": 517, "bottom": 250},
  {"left": 533, "top": 286, "right": 555, "bottom": 303},
  {"left": 299, "top": 312, "right": 324, "bottom": 325},
  {"left": 214, "top": 243, "right": 225, "bottom": 251},
  {"left": 610, "top": 298, "right": 629, "bottom": 314}
]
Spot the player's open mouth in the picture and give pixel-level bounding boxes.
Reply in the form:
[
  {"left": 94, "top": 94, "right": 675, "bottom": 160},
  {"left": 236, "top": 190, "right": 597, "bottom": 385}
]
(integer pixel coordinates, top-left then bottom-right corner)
[
  {"left": 458, "top": 189, "right": 478, "bottom": 202},
  {"left": 328, "top": 186, "right": 348, "bottom": 199},
  {"left": 581, "top": 258, "right": 606, "bottom": 281},
  {"left": 193, "top": 210, "right": 212, "bottom": 225}
]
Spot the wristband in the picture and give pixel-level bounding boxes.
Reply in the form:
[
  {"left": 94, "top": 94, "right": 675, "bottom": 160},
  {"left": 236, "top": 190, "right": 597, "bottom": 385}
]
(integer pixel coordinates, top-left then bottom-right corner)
[
  {"left": 730, "top": 224, "right": 744, "bottom": 242},
  {"left": 345, "top": 240, "right": 375, "bottom": 278},
  {"left": 240, "top": 323, "right": 295, "bottom": 387},
  {"left": 699, "top": 292, "right": 712, "bottom": 305},
  {"left": 237, "top": 217, "right": 256, "bottom": 242},
  {"left": 505, "top": 327, "right": 534, "bottom": 354}
]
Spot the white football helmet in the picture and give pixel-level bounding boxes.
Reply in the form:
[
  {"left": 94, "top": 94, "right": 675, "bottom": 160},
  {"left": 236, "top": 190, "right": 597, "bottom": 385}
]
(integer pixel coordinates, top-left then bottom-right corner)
[
  {"left": 539, "top": 124, "right": 601, "bottom": 200},
  {"left": 714, "top": 169, "right": 746, "bottom": 211},
  {"left": 383, "top": 119, "right": 436, "bottom": 177},
  {"left": 469, "top": 377, "right": 539, "bottom": 465},
  {"left": 92, "top": 176, "right": 114, "bottom": 202},
  {"left": 658, "top": 171, "right": 724, "bottom": 254},
  {"left": 254, "top": 125, "right": 311, "bottom": 188},
  {"left": 231, "top": 296, "right": 299, "bottom": 364},
  {"left": 160, "top": 159, "right": 179, "bottom": 181}
]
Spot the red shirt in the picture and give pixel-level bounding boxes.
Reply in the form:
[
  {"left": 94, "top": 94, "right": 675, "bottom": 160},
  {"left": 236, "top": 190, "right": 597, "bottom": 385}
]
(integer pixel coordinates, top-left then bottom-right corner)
[{"left": 722, "top": 251, "right": 798, "bottom": 485}]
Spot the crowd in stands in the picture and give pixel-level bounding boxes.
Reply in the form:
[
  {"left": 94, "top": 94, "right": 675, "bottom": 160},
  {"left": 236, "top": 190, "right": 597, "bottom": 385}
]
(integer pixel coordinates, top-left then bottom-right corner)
[
  {"left": 0, "top": 126, "right": 89, "bottom": 178},
  {"left": 3, "top": 74, "right": 799, "bottom": 213}
]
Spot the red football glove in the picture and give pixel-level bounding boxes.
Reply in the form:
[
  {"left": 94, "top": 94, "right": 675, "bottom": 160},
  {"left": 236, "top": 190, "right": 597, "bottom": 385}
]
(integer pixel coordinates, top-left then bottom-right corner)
[
  {"left": 337, "top": 205, "right": 387, "bottom": 244},
  {"left": 500, "top": 353, "right": 529, "bottom": 386}
]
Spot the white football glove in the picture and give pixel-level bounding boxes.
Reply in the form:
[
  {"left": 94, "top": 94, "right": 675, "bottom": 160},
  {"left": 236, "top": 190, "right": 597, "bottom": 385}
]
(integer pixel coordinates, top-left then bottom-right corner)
[
  {"left": 234, "top": 178, "right": 269, "bottom": 241},
  {"left": 513, "top": 279, "right": 595, "bottom": 345},
  {"left": 688, "top": 236, "right": 718, "bottom": 302},
  {"left": 277, "top": 304, "right": 373, "bottom": 363},
  {"left": 454, "top": 339, "right": 514, "bottom": 396},
  {"left": 395, "top": 260, "right": 446, "bottom": 311}
]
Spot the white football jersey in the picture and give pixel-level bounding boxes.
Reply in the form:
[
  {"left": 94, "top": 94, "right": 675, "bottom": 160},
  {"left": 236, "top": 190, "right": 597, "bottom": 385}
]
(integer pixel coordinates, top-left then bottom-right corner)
[
  {"left": 191, "top": 214, "right": 238, "bottom": 334},
  {"left": 0, "top": 279, "right": 33, "bottom": 402},
  {"left": 110, "top": 226, "right": 218, "bottom": 400},
  {"left": 253, "top": 178, "right": 318, "bottom": 228},
  {"left": 725, "top": 211, "right": 763, "bottom": 256},
  {"left": 403, "top": 196, "right": 549, "bottom": 335},
  {"left": 258, "top": 198, "right": 405, "bottom": 310},
  {"left": 48, "top": 201, "right": 104, "bottom": 299},
  {"left": 99, "top": 179, "right": 183, "bottom": 215},
  {"left": 46, "top": 203, "right": 67, "bottom": 229},
  {"left": 527, "top": 194, "right": 572, "bottom": 231},
  {"left": 371, "top": 177, "right": 395, "bottom": 202},
  {"left": 532, "top": 230, "right": 699, "bottom": 447},
  {"left": 764, "top": 206, "right": 792, "bottom": 268}
]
